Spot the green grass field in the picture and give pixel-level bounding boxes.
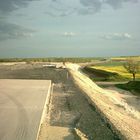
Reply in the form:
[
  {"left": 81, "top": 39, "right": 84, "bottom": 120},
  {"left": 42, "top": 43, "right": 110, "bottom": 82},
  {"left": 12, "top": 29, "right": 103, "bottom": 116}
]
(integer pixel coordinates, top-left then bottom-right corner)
[
  {"left": 84, "top": 61, "right": 140, "bottom": 81},
  {"left": 83, "top": 60, "right": 140, "bottom": 94},
  {"left": 92, "top": 65, "right": 140, "bottom": 80}
]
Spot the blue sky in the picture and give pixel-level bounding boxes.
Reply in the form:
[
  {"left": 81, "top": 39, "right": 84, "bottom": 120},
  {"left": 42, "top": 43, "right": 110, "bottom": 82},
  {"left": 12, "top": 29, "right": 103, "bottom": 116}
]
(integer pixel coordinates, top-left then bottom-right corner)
[{"left": 0, "top": 0, "right": 140, "bottom": 58}]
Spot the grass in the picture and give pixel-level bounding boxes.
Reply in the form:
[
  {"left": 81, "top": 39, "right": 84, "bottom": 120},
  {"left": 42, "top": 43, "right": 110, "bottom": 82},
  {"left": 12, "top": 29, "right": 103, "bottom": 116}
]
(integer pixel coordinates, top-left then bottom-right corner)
[
  {"left": 83, "top": 66, "right": 126, "bottom": 81},
  {"left": 83, "top": 61, "right": 140, "bottom": 81},
  {"left": 83, "top": 60, "right": 140, "bottom": 96},
  {"left": 95, "top": 61, "right": 123, "bottom": 66},
  {"left": 116, "top": 81, "right": 140, "bottom": 96},
  {"left": 91, "top": 61, "right": 140, "bottom": 80},
  {"left": 111, "top": 56, "right": 140, "bottom": 61},
  {"left": 92, "top": 65, "right": 140, "bottom": 79}
]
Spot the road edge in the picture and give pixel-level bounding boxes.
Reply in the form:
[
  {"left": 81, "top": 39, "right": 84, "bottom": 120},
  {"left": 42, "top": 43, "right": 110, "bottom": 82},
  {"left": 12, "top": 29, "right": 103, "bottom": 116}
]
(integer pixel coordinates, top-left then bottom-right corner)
[{"left": 36, "top": 80, "right": 52, "bottom": 140}]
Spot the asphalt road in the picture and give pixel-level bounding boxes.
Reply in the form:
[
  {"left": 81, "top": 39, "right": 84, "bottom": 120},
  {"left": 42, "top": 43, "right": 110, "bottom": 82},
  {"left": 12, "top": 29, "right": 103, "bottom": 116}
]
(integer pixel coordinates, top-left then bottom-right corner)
[{"left": 0, "top": 79, "right": 51, "bottom": 140}]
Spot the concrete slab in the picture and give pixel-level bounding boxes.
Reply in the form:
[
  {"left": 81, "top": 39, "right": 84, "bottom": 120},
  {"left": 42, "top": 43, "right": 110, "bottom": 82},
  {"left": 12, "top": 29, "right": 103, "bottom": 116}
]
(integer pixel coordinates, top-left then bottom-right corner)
[{"left": 0, "top": 79, "right": 51, "bottom": 140}]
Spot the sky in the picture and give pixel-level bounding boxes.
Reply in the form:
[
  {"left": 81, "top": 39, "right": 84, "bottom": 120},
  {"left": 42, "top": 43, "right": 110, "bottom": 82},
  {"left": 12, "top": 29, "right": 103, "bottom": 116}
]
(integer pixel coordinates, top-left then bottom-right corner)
[{"left": 0, "top": 0, "right": 140, "bottom": 58}]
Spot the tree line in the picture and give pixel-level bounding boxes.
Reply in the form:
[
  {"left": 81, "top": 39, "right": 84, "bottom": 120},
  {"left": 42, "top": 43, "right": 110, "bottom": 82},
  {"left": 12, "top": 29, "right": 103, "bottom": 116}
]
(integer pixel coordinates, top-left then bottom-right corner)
[{"left": 0, "top": 57, "right": 103, "bottom": 63}]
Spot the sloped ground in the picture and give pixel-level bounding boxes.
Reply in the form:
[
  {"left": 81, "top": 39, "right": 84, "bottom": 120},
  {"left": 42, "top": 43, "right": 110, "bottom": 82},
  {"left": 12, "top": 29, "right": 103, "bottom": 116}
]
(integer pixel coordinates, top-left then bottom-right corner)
[
  {"left": 66, "top": 63, "right": 140, "bottom": 140},
  {"left": 39, "top": 79, "right": 118, "bottom": 140}
]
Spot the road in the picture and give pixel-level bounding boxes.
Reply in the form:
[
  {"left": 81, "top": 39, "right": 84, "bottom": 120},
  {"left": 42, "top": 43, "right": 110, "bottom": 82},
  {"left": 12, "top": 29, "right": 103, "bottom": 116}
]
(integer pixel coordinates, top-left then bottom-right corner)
[{"left": 0, "top": 79, "right": 51, "bottom": 140}]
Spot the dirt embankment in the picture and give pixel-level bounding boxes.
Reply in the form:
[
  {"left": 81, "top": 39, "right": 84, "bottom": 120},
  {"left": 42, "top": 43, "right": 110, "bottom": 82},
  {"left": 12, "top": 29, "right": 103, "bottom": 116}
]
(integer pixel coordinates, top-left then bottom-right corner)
[
  {"left": 38, "top": 69, "right": 119, "bottom": 140},
  {"left": 0, "top": 63, "right": 122, "bottom": 140},
  {"left": 66, "top": 63, "right": 140, "bottom": 140}
]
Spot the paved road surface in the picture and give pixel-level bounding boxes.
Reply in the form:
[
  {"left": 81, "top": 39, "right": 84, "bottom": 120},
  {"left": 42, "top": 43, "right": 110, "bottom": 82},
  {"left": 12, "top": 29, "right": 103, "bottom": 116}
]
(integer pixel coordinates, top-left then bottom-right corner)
[{"left": 0, "top": 79, "right": 51, "bottom": 140}]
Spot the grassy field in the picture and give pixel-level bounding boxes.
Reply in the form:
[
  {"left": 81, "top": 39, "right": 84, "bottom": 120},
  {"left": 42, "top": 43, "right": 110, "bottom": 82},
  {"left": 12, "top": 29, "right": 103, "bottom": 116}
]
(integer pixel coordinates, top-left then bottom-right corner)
[
  {"left": 83, "top": 59, "right": 140, "bottom": 95},
  {"left": 111, "top": 56, "right": 140, "bottom": 61},
  {"left": 84, "top": 61, "right": 140, "bottom": 81},
  {"left": 92, "top": 65, "right": 140, "bottom": 80}
]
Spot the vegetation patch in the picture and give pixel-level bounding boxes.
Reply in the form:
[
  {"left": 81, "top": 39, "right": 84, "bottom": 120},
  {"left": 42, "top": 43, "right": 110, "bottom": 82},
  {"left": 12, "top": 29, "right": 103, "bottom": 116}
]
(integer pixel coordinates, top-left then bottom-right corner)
[
  {"left": 83, "top": 66, "right": 126, "bottom": 81},
  {"left": 93, "top": 66, "right": 140, "bottom": 79},
  {"left": 84, "top": 61, "right": 140, "bottom": 81},
  {"left": 116, "top": 81, "right": 140, "bottom": 96},
  {"left": 0, "top": 57, "right": 104, "bottom": 63},
  {"left": 111, "top": 56, "right": 140, "bottom": 62}
]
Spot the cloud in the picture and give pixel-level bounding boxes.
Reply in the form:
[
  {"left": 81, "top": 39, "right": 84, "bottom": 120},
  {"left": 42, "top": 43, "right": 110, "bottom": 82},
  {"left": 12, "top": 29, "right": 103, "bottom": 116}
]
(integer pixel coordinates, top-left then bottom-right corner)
[
  {"left": 79, "top": 0, "right": 139, "bottom": 14},
  {"left": 0, "top": 21, "right": 35, "bottom": 41},
  {"left": 105, "top": 0, "right": 124, "bottom": 9},
  {"left": 0, "top": 0, "right": 37, "bottom": 14},
  {"left": 61, "top": 32, "right": 76, "bottom": 37},
  {"left": 45, "top": 0, "right": 77, "bottom": 17},
  {"left": 104, "top": 0, "right": 138, "bottom": 9},
  {"left": 44, "top": 0, "right": 139, "bottom": 17},
  {"left": 0, "top": 0, "right": 138, "bottom": 17},
  {"left": 45, "top": 10, "right": 75, "bottom": 17},
  {"left": 0, "top": 0, "right": 36, "bottom": 41},
  {"left": 80, "top": 0, "right": 102, "bottom": 13},
  {"left": 101, "top": 33, "right": 132, "bottom": 40}
]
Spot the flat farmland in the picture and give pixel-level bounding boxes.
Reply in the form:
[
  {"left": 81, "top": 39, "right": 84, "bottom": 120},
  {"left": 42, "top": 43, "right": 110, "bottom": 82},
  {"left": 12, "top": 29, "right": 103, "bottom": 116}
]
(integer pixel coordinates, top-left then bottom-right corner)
[
  {"left": 83, "top": 61, "right": 140, "bottom": 81},
  {"left": 92, "top": 65, "right": 140, "bottom": 79},
  {"left": 0, "top": 79, "right": 51, "bottom": 140}
]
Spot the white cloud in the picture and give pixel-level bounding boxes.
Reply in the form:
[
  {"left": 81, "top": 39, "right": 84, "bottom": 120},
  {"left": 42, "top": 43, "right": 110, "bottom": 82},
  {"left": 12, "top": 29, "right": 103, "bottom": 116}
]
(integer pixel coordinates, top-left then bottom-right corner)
[
  {"left": 124, "top": 33, "right": 132, "bottom": 38},
  {"left": 61, "top": 32, "right": 76, "bottom": 37},
  {"left": 101, "top": 33, "right": 132, "bottom": 40}
]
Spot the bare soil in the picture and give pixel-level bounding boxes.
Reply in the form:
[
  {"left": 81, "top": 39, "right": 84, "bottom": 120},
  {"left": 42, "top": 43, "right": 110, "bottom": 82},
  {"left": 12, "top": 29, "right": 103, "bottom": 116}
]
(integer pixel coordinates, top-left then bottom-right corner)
[
  {"left": 66, "top": 63, "right": 140, "bottom": 140},
  {"left": 0, "top": 63, "right": 119, "bottom": 140}
]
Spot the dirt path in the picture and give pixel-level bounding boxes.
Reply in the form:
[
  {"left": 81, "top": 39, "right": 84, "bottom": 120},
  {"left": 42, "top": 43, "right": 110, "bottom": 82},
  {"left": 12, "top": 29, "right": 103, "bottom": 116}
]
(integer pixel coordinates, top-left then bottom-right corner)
[{"left": 39, "top": 70, "right": 119, "bottom": 140}]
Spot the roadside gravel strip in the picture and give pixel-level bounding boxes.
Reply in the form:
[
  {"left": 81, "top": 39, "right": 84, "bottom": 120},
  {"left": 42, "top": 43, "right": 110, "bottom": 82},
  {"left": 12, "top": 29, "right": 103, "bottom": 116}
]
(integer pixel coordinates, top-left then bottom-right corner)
[{"left": 66, "top": 63, "right": 140, "bottom": 140}]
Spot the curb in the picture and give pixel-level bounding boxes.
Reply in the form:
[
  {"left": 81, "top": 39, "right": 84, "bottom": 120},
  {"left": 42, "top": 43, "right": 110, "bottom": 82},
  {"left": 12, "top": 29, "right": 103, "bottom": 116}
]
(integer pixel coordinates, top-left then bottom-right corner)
[{"left": 36, "top": 81, "right": 52, "bottom": 140}]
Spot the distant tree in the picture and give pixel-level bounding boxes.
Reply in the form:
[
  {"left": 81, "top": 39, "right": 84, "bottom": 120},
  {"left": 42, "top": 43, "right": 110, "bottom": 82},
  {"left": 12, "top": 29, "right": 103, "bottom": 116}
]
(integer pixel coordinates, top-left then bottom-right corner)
[{"left": 123, "top": 59, "right": 140, "bottom": 81}]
